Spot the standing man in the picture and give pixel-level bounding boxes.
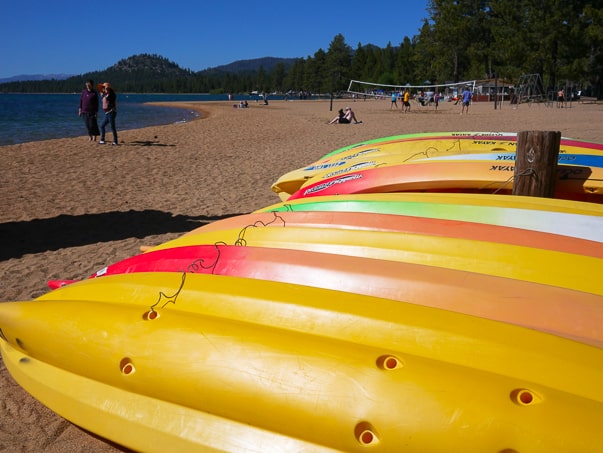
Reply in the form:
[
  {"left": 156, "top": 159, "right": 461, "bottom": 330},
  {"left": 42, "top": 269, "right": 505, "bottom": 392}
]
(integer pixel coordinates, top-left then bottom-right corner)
[
  {"left": 461, "top": 86, "right": 472, "bottom": 114},
  {"left": 391, "top": 92, "right": 398, "bottom": 109},
  {"left": 78, "top": 79, "right": 99, "bottom": 141},
  {"left": 403, "top": 89, "right": 411, "bottom": 113},
  {"left": 557, "top": 89, "right": 565, "bottom": 108},
  {"left": 99, "top": 82, "right": 118, "bottom": 145}
]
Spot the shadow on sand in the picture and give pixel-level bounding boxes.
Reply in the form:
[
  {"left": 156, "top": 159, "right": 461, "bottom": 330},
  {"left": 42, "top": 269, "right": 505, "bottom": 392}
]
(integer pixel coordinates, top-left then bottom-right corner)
[{"left": 0, "top": 210, "right": 242, "bottom": 261}]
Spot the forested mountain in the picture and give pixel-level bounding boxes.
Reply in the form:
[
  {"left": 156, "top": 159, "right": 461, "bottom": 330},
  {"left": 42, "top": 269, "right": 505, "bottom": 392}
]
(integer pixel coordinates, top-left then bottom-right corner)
[
  {"left": 204, "top": 57, "right": 299, "bottom": 74},
  {"left": 1, "top": 0, "right": 601, "bottom": 97},
  {"left": 0, "top": 54, "right": 298, "bottom": 94}
]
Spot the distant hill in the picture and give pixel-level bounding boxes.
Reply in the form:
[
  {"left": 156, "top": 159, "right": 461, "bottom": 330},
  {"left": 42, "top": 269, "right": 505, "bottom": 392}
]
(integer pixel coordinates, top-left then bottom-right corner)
[
  {"left": 106, "top": 54, "right": 192, "bottom": 77},
  {"left": 0, "top": 55, "right": 298, "bottom": 83},
  {"left": 0, "top": 73, "right": 74, "bottom": 83},
  {"left": 0, "top": 53, "right": 302, "bottom": 94}
]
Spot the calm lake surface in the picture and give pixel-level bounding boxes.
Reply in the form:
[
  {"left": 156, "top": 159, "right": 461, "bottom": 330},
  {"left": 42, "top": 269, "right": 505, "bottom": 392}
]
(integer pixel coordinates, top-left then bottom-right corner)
[{"left": 0, "top": 93, "right": 273, "bottom": 146}]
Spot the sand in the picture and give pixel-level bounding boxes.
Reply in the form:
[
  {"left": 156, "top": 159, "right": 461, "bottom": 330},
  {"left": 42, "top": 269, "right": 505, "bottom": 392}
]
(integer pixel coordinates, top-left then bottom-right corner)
[{"left": 1, "top": 97, "right": 602, "bottom": 452}]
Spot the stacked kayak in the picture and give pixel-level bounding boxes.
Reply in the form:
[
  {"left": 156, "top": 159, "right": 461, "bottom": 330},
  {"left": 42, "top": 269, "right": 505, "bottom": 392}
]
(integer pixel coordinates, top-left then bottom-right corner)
[
  {"left": 272, "top": 132, "right": 603, "bottom": 202},
  {"left": 1, "top": 134, "right": 603, "bottom": 452}
]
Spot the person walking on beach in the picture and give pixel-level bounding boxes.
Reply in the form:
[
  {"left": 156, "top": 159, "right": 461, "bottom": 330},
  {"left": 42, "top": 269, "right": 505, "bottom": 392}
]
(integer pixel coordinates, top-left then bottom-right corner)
[
  {"left": 99, "top": 82, "right": 118, "bottom": 145},
  {"left": 460, "top": 86, "right": 472, "bottom": 114},
  {"left": 391, "top": 92, "right": 398, "bottom": 109},
  {"left": 78, "top": 79, "right": 100, "bottom": 141},
  {"left": 403, "top": 89, "right": 411, "bottom": 113}
]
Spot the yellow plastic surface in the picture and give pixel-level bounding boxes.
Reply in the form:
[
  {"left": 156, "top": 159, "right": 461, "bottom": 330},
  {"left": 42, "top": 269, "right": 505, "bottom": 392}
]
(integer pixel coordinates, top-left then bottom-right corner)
[
  {"left": 144, "top": 225, "right": 603, "bottom": 295},
  {"left": 272, "top": 137, "right": 603, "bottom": 198},
  {"left": 1, "top": 272, "right": 602, "bottom": 452},
  {"left": 259, "top": 191, "right": 603, "bottom": 216}
]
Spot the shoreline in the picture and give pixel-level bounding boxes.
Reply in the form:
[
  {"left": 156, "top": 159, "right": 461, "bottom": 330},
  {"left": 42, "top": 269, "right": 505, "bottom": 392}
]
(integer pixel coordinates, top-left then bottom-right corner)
[
  {"left": 3, "top": 97, "right": 602, "bottom": 149},
  {"left": 0, "top": 94, "right": 211, "bottom": 147},
  {"left": 145, "top": 100, "right": 211, "bottom": 122},
  {"left": 1, "top": 99, "right": 602, "bottom": 452}
]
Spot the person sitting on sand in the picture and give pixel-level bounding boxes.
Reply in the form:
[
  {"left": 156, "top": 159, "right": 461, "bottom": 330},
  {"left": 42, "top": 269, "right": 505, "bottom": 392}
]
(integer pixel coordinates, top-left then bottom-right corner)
[
  {"left": 343, "top": 106, "right": 362, "bottom": 123},
  {"left": 329, "top": 107, "right": 362, "bottom": 124},
  {"left": 329, "top": 108, "right": 349, "bottom": 124}
]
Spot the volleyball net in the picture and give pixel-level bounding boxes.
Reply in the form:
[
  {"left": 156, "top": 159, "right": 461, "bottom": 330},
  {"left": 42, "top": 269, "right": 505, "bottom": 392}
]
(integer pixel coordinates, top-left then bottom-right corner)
[{"left": 347, "top": 79, "right": 477, "bottom": 98}]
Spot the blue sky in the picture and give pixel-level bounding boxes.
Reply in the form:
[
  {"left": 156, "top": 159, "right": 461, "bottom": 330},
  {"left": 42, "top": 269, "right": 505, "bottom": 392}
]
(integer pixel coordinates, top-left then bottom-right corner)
[{"left": 0, "top": 1, "right": 429, "bottom": 79}]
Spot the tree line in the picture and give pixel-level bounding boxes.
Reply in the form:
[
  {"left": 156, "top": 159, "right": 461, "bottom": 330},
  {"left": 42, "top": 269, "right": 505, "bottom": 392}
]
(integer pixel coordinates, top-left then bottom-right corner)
[{"left": 2, "top": 1, "right": 601, "bottom": 97}]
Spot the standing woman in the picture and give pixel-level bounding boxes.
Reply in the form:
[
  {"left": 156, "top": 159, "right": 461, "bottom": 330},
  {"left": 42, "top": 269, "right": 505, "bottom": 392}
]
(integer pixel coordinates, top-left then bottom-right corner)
[
  {"left": 99, "top": 82, "right": 118, "bottom": 145},
  {"left": 78, "top": 79, "right": 100, "bottom": 141}
]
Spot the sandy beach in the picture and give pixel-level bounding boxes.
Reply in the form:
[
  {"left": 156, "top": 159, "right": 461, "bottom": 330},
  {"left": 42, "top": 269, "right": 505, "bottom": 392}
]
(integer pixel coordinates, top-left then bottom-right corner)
[{"left": 1, "top": 97, "right": 602, "bottom": 452}]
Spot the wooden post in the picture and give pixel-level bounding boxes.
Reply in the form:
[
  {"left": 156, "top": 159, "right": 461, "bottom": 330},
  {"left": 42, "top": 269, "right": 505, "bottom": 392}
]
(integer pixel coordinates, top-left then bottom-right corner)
[{"left": 512, "top": 131, "right": 561, "bottom": 198}]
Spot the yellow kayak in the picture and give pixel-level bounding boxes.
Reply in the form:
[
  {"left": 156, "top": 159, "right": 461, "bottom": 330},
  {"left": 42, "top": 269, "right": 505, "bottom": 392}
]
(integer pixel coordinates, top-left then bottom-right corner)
[
  {"left": 144, "top": 225, "right": 603, "bottom": 295},
  {"left": 260, "top": 192, "right": 603, "bottom": 216},
  {"left": 257, "top": 193, "right": 603, "bottom": 243},
  {"left": 273, "top": 135, "right": 603, "bottom": 200},
  {"left": 272, "top": 136, "right": 520, "bottom": 199},
  {"left": 1, "top": 272, "right": 602, "bottom": 452},
  {"left": 170, "top": 210, "right": 603, "bottom": 258}
]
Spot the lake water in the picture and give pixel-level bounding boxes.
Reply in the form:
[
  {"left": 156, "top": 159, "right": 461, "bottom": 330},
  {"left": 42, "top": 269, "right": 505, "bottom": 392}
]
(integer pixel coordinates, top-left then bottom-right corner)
[{"left": 0, "top": 93, "right": 271, "bottom": 146}]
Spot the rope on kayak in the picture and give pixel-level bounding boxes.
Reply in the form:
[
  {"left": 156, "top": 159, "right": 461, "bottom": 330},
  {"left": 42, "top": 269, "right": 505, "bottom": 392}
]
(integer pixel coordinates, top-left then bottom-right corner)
[
  {"left": 148, "top": 272, "right": 187, "bottom": 315},
  {"left": 182, "top": 212, "right": 288, "bottom": 274},
  {"left": 234, "top": 212, "right": 287, "bottom": 246},
  {"left": 478, "top": 167, "right": 535, "bottom": 194},
  {"left": 186, "top": 242, "right": 226, "bottom": 275}
]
